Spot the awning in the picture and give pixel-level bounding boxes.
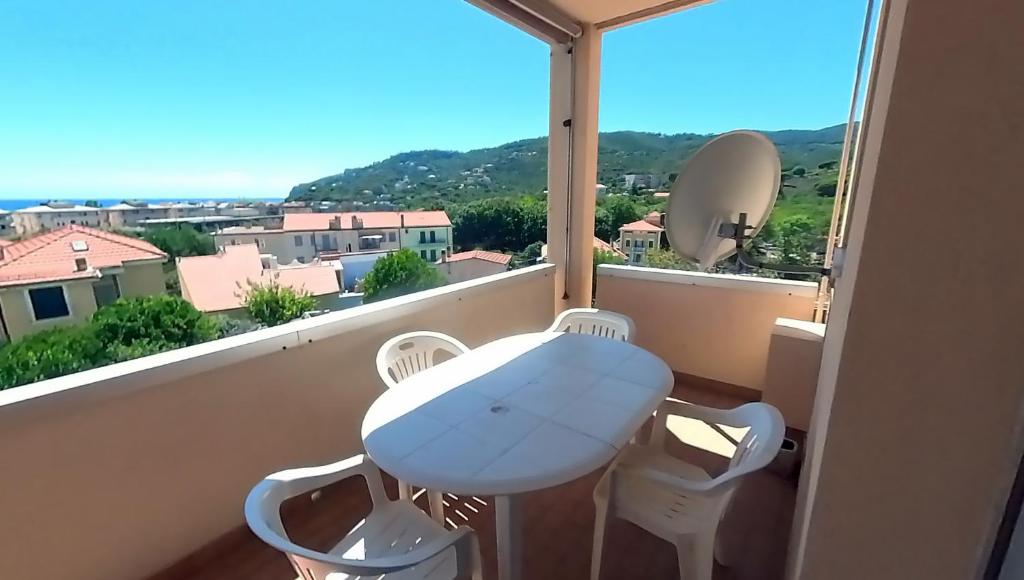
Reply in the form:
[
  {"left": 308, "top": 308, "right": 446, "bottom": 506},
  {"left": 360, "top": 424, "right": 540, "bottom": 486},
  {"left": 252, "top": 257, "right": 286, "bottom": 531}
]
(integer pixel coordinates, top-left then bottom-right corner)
[{"left": 463, "top": 0, "right": 712, "bottom": 42}]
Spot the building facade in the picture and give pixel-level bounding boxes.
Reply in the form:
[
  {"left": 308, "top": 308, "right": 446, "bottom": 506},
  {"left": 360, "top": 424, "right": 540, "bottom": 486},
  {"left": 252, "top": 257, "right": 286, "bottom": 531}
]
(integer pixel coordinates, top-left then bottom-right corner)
[
  {"left": 11, "top": 203, "right": 105, "bottom": 236},
  {"left": 618, "top": 214, "right": 664, "bottom": 266},
  {"left": 0, "top": 225, "right": 167, "bottom": 342}
]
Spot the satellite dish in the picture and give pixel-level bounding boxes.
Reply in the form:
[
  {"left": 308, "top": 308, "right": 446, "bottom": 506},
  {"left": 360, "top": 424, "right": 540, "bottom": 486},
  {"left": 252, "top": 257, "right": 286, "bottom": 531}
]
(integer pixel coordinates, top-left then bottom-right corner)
[{"left": 665, "top": 131, "right": 781, "bottom": 270}]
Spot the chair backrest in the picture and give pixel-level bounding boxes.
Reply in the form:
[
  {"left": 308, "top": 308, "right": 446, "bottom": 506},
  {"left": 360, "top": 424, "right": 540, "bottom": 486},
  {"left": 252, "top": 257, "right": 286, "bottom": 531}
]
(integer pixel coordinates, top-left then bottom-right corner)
[
  {"left": 376, "top": 331, "right": 470, "bottom": 389},
  {"left": 546, "top": 308, "right": 636, "bottom": 342},
  {"left": 649, "top": 401, "right": 785, "bottom": 491}
]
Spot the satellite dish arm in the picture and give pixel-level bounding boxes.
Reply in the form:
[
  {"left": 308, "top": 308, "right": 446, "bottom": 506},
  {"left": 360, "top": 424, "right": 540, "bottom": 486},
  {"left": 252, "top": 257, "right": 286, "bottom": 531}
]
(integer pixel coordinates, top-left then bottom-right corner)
[{"left": 728, "top": 213, "right": 832, "bottom": 276}]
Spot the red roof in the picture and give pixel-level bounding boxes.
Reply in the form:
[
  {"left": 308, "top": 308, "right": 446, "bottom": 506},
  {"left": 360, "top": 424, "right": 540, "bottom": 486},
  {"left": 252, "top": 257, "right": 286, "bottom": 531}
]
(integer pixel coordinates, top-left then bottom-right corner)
[
  {"left": 0, "top": 225, "right": 166, "bottom": 287},
  {"left": 445, "top": 250, "right": 512, "bottom": 266},
  {"left": 283, "top": 211, "right": 451, "bottom": 232},
  {"left": 593, "top": 237, "right": 626, "bottom": 258},
  {"left": 0, "top": 239, "right": 13, "bottom": 248},
  {"left": 177, "top": 244, "right": 340, "bottom": 312},
  {"left": 619, "top": 219, "right": 664, "bottom": 232}
]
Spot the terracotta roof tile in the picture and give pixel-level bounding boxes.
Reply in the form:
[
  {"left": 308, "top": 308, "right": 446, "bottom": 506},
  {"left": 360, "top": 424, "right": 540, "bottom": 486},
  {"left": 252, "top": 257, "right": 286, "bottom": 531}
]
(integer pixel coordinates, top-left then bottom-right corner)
[
  {"left": 177, "top": 244, "right": 339, "bottom": 312},
  {"left": 444, "top": 250, "right": 512, "bottom": 266},
  {"left": 0, "top": 225, "right": 166, "bottom": 287},
  {"left": 619, "top": 219, "right": 664, "bottom": 232}
]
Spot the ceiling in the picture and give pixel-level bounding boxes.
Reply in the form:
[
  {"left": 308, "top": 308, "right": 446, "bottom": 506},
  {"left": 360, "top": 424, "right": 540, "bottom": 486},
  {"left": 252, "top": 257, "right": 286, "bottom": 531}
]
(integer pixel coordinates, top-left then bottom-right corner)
[{"left": 546, "top": 0, "right": 712, "bottom": 30}]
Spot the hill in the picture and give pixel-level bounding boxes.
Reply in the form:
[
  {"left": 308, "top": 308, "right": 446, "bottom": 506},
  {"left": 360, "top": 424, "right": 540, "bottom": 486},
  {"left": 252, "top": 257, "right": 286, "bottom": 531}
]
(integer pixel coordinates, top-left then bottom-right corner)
[{"left": 286, "top": 124, "right": 846, "bottom": 209}]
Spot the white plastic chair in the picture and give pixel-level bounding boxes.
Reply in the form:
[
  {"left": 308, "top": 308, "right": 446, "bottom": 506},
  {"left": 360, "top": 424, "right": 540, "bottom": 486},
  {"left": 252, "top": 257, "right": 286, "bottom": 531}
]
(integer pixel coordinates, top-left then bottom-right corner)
[
  {"left": 245, "top": 454, "right": 483, "bottom": 580},
  {"left": 376, "top": 331, "right": 470, "bottom": 522},
  {"left": 591, "top": 402, "right": 784, "bottom": 580},
  {"left": 376, "top": 331, "right": 470, "bottom": 389},
  {"left": 546, "top": 308, "right": 636, "bottom": 343}
]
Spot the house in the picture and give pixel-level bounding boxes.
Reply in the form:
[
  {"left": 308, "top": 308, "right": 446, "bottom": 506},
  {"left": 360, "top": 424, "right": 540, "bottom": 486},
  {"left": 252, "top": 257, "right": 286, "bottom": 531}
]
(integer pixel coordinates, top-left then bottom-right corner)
[
  {"left": 176, "top": 244, "right": 341, "bottom": 317},
  {"left": 0, "top": 210, "right": 14, "bottom": 239},
  {"left": 435, "top": 250, "right": 512, "bottom": 283},
  {"left": 623, "top": 173, "right": 660, "bottom": 190},
  {"left": 0, "top": 225, "right": 166, "bottom": 342},
  {"left": 219, "top": 211, "right": 454, "bottom": 265},
  {"left": 618, "top": 215, "right": 664, "bottom": 265},
  {"left": 11, "top": 202, "right": 105, "bottom": 236},
  {"left": 540, "top": 236, "right": 626, "bottom": 262}
]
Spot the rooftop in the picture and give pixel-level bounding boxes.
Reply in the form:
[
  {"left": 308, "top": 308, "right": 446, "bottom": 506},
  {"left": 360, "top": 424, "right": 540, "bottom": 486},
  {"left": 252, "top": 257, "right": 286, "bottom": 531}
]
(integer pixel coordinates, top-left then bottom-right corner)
[
  {"left": 444, "top": 249, "right": 512, "bottom": 266},
  {"left": 282, "top": 211, "right": 452, "bottom": 232},
  {"left": 176, "top": 244, "right": 340, "bottom": 313},
  {"left": 14, "top": 203, "right": 102, "bottom": 213},
  {"left": 0, "top": 225, "right": 166, "bottom": 287},
  {"left": 619, "top": 219, "right": 664, "bottom": 233}
]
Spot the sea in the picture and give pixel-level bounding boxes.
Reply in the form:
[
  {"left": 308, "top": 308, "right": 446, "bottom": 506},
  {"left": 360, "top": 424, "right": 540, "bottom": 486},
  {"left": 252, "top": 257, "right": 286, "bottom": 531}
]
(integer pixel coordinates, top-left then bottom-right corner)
[{"left": 0, "top": 198, "right": 285, "bottom": 211}]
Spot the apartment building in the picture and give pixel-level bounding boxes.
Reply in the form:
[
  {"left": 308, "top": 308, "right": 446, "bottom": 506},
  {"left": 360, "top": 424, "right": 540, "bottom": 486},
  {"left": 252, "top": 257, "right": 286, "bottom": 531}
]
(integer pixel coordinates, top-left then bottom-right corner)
[
  {"left": 0, "top": 225, "right": 166, "bottom": 341},
  {"left": 11, "top": 203, "right": 105, "bottom": 236},
  {"left": 0, "top": 210, "right": 14, "bottom": 239},
  {"left": 214, "top": 211, "right": 453, "bottom": 264}
]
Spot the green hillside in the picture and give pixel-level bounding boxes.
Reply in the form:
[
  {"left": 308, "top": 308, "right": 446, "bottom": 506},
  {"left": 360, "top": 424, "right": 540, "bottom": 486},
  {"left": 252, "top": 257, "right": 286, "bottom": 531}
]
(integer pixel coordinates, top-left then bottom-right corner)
[{"left": 287, "top": 125, "right": 846, "bottom": 209}]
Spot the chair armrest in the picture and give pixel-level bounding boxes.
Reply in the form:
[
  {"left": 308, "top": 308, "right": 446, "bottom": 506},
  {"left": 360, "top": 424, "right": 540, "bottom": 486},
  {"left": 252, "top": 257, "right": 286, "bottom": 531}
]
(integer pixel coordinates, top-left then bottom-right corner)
[
  {"left": 617, "top": 463, "right": 741, "bottom": 495},
  {"left": 334, "top": 526, "right": 481, "bottom": 575}
]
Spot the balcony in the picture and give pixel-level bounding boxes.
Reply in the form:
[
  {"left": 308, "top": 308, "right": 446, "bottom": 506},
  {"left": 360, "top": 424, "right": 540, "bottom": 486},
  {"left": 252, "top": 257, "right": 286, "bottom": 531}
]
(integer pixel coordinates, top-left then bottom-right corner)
[{"left": 0, "top": 263, "right": 816, "bottom": 579}]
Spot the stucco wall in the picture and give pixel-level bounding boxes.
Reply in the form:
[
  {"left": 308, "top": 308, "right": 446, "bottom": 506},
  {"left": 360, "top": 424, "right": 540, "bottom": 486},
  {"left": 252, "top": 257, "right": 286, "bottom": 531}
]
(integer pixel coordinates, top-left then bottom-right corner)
[
  {"left": 0, "top": 265, "right": 555, "bottom": 580},
  {"left": 437, "top": 259, "right": 508, "bottom": 284},
  {"left": 792, "top": 1, "right": 1024, "bottom": 578},
  {"left": 119, "top": 261, "right": 166, "bottom": 297},
  {"left": 595, "top": 265, "right": 817, "bottom": 390},
  {"left": 0, "top": 280, "right": 98, "bottom": 341}
]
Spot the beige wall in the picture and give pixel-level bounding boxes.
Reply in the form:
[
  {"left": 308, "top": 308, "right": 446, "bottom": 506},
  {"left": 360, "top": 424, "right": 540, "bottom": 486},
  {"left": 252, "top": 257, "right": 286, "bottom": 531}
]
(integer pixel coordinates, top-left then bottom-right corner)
[
  {"left": 436, "top": 259, "right": 508, "bottom": 284},
  {"left": 0, "top": 265, "right": 555, "bottom": 580},
  {"left": 119, "top": 261, "right": 166, "bottom": 297},
  {"left": 792, "top": 1, "right": 1024, "bottom": 579},
  {"left": 761, "top": 318, "right": 825, "bottom": 432},
  {"left": 596, "top": 265, "right": 817, "bottom": 390},
  {"left": 0, "top": 280, "right": 98, "bottom": 341}
]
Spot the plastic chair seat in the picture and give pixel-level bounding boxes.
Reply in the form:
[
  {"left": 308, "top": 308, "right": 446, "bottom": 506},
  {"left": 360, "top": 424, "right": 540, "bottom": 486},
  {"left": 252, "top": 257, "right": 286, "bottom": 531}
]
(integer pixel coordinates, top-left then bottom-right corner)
[{"left": 325, "top": 501, "right": 458, "bottom": 580}]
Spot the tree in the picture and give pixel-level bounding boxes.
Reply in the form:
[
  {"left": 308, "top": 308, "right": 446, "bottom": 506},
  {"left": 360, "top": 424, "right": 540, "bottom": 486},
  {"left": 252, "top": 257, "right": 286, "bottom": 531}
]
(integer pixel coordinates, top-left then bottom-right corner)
[
  {"left": 363, "top": 248, "right": 445, "bottom": 303},
  {"left": 514, "top": 240, "right": 545, "bottom": 267},
  {"left": 773, "top": 215, "right": 820, "bottom": 266},
  {"left": 645, "top": 248, "right": 696, "bottom": 271},
  {"left": 84, "top": 200, "right": 101, "bottom": 208},
  {"left": 791, "top": 165, "right": 807, "bottom": 177},
  {"left": 91, "top": 295, "right": 219, "bottom": 354},
  {"left": 595, "top": 196, "right": 644, "bottom": 242},
  {"left": 142, "top": 226, "right": 216, "bottom": 259},
  {"left": 242, "top": 281, "right": 318, "bottom": 327},
  {"left": 452, "top": 197, "right": 546, "bottom": 252},
  {"left": 815, "top": 179, "right": 838, "bottom": 197}
]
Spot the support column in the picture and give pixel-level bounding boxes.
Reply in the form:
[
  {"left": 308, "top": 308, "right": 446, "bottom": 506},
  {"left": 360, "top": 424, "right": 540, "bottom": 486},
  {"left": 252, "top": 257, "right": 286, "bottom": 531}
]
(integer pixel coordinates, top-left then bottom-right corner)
[{"left": 546, "top": 24, "right": 601, "bottom": 312}]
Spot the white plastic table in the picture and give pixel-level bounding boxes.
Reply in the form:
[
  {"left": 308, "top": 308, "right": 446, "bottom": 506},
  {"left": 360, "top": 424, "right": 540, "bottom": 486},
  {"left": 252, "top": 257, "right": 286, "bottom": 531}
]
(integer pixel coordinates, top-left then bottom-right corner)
[{"left": 361, "top": 332, "right": 673, "bottom": 580}]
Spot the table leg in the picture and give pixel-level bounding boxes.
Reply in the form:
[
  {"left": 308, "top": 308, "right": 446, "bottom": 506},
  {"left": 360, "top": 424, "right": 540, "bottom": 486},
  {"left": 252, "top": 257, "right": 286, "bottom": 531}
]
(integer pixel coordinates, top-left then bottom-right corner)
[{"left": 495, "top": 494, "right": 522, "bottom": 580}]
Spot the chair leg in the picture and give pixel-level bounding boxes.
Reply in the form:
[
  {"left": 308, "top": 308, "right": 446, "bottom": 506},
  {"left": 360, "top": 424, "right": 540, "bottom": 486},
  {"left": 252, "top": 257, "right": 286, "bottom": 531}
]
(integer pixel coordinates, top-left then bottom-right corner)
[
  {"left": 428, "top": 490, "right": 445, "bottom": 525},
  {"left": 591, "top": 497, "right": 611, "bottom": 580},
  {"left": 695, "top": 533, "right": 716, "bottom": 580}
]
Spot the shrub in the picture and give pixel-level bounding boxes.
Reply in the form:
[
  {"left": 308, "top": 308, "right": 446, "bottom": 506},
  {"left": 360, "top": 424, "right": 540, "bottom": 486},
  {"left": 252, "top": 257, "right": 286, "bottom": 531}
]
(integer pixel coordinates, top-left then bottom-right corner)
[
  {"left": 241, "top": 281, "right": 318, "bottom": 327},
  {"left": 0, "top": 326, "right": 106, "bottom": 390},
  {"left": 142, "top": 226, "right": 216, "bottom": 259},
  {"left": 91, "top": 295, "right": 220, "bottom": 350},
  {"left": 363, "top": 248, "right": 445, "bottom": 303}
]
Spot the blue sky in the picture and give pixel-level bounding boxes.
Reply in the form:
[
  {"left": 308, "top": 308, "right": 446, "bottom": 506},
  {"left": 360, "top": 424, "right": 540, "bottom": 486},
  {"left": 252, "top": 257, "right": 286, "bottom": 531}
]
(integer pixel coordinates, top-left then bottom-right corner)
[{"left": 0, "top": 0, "right": 869, "bottom": 199}]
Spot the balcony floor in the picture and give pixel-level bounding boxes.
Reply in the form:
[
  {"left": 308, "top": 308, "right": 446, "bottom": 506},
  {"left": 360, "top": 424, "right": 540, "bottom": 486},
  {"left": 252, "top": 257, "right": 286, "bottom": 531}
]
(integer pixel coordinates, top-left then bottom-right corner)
[{"left": 150, "top": 382, "right": 796, "bottom": 580}]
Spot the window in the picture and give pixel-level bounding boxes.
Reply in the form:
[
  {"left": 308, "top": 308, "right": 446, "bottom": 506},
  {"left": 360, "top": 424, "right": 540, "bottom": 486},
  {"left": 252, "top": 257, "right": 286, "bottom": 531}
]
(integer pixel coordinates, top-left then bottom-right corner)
[
  {"left": 92, "top": 275, "right": 120, "bottom": 307},
  {"left": 419, "top": 231, "right": 426, "bottom": 243},
  {"left": 230, "top": 239, "right": 237, "bottom": 245},
  {"left": 28, "top": 286, "right": 70, "bottom": 320},
  {"left": 310, "top": 234, "right": 315, "bottom": 245},
  {"left": 430, "top": 249, "right": 437, "bottom": 261},
  {"left": 429, "top": 230, "right": 436, "bottom": 243},
  {"left": 297, "top": 256, "right": 306, "bottom": 264},
  {"left": 648, "top": 240, "right": 654, "bottom": 248},
  {"left": 388, "top": 232, "right": 396, "bottom": 243},
  {"left": 294, "top": 235, "right": 303, "bottom": 247},
  {"left": 625, "top": 239, "right": 631, "bottom": 247},
  {"left": 420, "top": 250, "right": 427, "bottom": 259},
  {"left": 321, "top": 234, "right": 331, "bottom": 248},
  {"left": 633, "top": 254, "right": 642, "bottom": 263}
]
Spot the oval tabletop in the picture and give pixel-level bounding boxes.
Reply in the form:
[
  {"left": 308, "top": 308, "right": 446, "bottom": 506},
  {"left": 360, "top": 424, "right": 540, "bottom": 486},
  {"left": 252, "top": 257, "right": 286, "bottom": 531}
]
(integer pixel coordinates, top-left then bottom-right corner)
[{"left": 361, "top": 332, "right": 673, "bottom": 497}]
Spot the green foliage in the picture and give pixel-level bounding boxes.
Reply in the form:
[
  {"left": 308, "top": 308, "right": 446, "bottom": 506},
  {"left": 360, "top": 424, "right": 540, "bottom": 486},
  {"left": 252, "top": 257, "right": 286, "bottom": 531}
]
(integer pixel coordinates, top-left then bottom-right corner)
[
  {"left": 0, "top": 295, "right": 219, "bottom": 390},
  {"left": 84, "top": 200, "right": 101, "bottom": 208},
  {"left": 595, "top": 196, "right": 646, "bottom": 241},
  {"left": 791, "top": 165, "right": 807, "bottom": 177},
  {"left": 815, "top": 179, "right": 838, "bottom": 197},
  {"left": 363, "top": 248, "right": 446, "bottom": 303},
  {"left": 91, "top": 295, "right": 219, "bottom": 349},
  {"left": 645, "top": 248, "right": 697, "bottom": 271},
  {"left": 142, "top": 226, "right": 216, "bottom": 259},
  {"left": 513, "top": 240, "right": 545, "bottom": 268},
  {"left": 0, "top": 326, "right": 106, "bottom": 388},
  {"left": 451, "top": 197, "right": 546, "bottom": 253},
  {"left": 242, "top": 281, "right": 318, "bottom": 327},
  {"left": 771, "top": 215, "right": 821, "bottom": 266}
]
